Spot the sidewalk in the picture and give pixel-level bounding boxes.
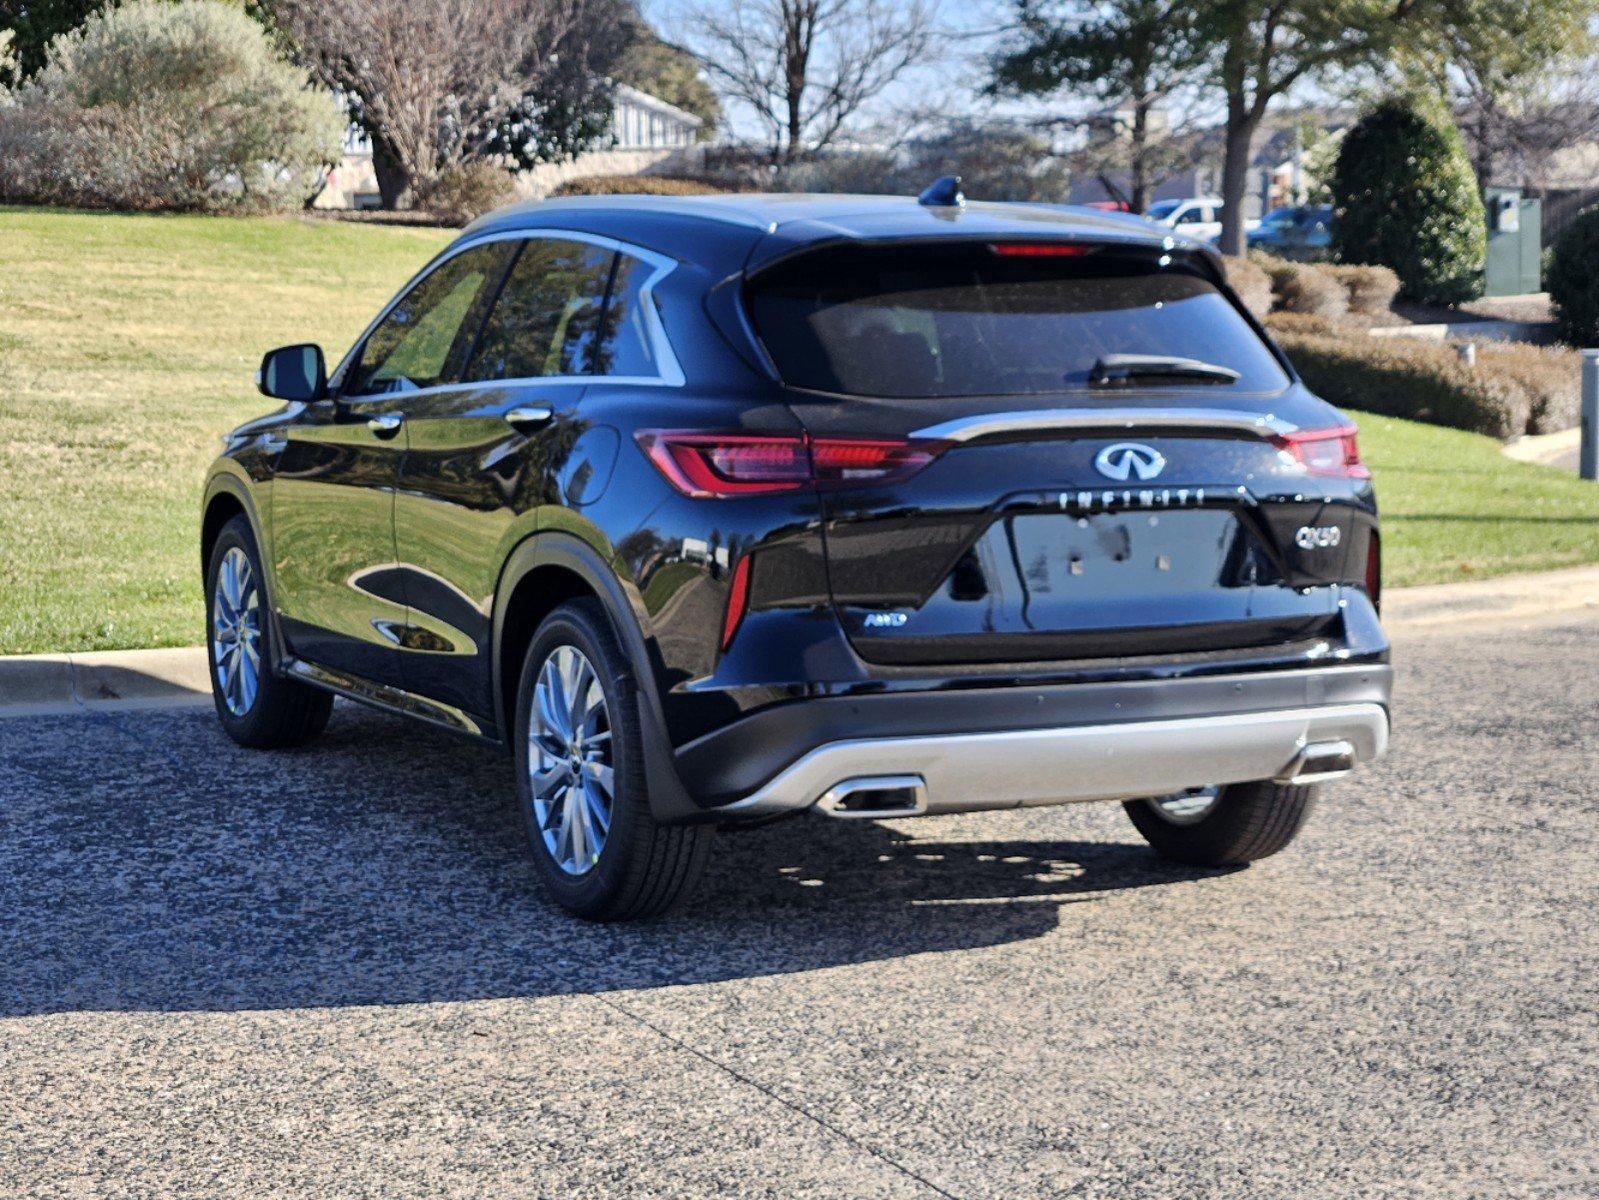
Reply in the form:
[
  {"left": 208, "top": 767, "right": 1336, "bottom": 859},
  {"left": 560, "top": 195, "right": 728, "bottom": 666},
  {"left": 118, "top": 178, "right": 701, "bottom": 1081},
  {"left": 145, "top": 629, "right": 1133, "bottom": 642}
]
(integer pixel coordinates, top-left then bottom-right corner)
[{"left": 2, "top": 565, "right": 1597, "bottom": 717}]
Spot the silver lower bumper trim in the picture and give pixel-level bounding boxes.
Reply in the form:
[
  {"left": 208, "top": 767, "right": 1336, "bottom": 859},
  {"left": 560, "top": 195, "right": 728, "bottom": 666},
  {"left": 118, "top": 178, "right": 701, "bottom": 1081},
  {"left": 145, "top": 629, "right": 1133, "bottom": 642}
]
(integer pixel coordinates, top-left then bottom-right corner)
[{"left": 724, "top": 703, "right": 1389, "bottom": 818}]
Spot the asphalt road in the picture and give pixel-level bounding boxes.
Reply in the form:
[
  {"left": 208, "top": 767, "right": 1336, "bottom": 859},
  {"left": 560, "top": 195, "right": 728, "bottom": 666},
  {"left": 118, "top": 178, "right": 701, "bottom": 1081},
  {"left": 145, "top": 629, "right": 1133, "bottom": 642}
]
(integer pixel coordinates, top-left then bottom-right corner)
[{"left": 2, "top": 615, "right": 1595, "bottom": 1198}]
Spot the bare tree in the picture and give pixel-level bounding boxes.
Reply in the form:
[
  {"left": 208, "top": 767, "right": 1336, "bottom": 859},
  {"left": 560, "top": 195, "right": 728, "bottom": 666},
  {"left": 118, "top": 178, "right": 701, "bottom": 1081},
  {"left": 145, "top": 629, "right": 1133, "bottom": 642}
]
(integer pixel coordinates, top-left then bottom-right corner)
[
  {"left": 686, "top": 0, "right": 940, "bottom": 165},
  {"left": 261, "top": 0, "right": 615, "bottom": 208}
]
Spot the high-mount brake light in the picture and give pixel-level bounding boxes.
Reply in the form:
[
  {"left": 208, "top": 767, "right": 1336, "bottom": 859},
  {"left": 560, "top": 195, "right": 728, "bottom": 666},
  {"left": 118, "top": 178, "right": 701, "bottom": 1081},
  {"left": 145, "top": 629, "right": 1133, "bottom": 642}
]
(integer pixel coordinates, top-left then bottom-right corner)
[
  {"left": 637, "top": 432, "right": 942, "bottom": 499},
  {"left": 1273, "top": 425, "right": 1370, "bottom": 479},
  {"left": 988, "top": 242, "right": 1092, "bottom": 258}
]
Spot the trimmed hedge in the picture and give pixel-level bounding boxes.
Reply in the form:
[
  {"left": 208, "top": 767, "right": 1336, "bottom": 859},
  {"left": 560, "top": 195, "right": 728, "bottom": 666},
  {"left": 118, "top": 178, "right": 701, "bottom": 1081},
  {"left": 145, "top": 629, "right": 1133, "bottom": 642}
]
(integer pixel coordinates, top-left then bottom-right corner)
[
  {"left": 416, "top": 162, "right": 518, "bottom": 226},
  {"left": 1477, "top": 341, "right": 1583, "bottom": 434},
  {"left": 1273, "top": 325, "right": 1527, "bottom": 437},
  {"left": 1268, "top": 260, "right": 1349, "bottom": 318},
  {"left": 1253, "top": 254, "right": 1400, "bottom": 320},
  {"left": 1268, "top": 316, "right": 1584, "bottom": 438},
  {"left": 1222, "top": 256, "right": 1272, "bottom": 319},
  {"left": 1329, "top": 96, "right": 1486, "bottom": 306},
  {"left": 1548, "top": 206, "right": 1599, "bottom": 347},
  {"left": 1326, "top": 264, "right": 1402, "bottom": 316},
  {"left": 551, "top": 174, "right": 728, "bottom": 197}
]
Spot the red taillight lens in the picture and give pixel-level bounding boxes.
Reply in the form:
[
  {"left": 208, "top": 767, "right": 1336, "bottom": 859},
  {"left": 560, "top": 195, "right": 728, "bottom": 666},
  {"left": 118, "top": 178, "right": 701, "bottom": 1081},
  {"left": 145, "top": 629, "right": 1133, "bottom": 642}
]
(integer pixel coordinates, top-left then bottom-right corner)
[
  {"left": 810, "top": 438, "right": 939, "bottom": 485},
  {"left": 1273, "top": 425, "right": 1370, "bottom": 479},
  {"left": 638, "top": 432, "right": 941, "bottom": 498},
  {"left": 988, "top": 241, "right": 1091, "bottom": 258},
  {"left": 638, "top": 433, "right": 811, "bottom": 497},
  {"left": 721, "top": 553, "right": 752, "bottom": 650}
]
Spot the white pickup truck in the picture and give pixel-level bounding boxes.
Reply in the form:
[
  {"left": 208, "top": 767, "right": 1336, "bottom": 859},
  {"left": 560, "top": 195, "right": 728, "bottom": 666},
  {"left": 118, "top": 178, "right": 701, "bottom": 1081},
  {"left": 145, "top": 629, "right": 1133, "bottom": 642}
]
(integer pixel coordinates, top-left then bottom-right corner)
[{"left": 1146, "top": 197, "right": 1260, "bottom": 242}]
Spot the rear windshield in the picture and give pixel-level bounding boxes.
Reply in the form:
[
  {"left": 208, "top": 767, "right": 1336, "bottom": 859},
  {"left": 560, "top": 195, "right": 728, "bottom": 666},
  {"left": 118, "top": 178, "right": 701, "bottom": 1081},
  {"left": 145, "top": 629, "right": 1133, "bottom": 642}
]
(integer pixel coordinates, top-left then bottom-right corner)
[{"left": 746, "top": 242, "right": 1289, "bottom": 399}]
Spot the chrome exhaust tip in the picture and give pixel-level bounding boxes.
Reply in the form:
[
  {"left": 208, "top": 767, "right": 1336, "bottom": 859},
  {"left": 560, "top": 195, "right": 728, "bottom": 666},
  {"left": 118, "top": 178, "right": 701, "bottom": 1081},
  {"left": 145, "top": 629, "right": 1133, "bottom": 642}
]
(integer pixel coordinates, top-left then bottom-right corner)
[
  {"left": 1275, "top": 739, "right": 1357, "bottom": 785},
  {"left": 815, "top": 774, "right": 929, "bottom": 819}
]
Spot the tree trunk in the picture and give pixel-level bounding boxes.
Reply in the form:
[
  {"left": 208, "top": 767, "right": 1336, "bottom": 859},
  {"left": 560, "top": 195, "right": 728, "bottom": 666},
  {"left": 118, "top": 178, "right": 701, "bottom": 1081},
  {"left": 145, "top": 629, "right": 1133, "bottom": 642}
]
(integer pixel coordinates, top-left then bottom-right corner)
[
  {"left": 371, "top": 132, "right": 414, "bottom": 211},
  {"left": 1217, "top": 102, "right": 1261, "bottom": 257},
  {"left": 1130, "top": 101, "right": 1150, "bottom": 214},
  {"left": 1473, "top": 102, "right": 1496, "bottom": 191}
]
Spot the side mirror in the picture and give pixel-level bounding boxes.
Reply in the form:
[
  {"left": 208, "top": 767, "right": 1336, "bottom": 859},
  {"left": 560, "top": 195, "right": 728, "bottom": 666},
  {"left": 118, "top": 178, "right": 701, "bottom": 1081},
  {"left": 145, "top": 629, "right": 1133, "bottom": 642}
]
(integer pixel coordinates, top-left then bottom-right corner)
[{"left": 257, "top": 343, "right": 327, "bottom": 403}]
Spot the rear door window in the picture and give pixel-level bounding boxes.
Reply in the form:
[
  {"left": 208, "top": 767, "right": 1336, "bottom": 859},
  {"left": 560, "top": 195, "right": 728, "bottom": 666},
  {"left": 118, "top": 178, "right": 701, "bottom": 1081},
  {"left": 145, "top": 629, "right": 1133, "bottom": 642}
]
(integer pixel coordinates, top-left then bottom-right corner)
[
  {"left": 465, "top": 238, "right": 614, "bottom": 382},
  {"left": 592, "top": 254, "right": 659, "bottom": 378},
  {"left": 746, "top": 242, "right": 1288, "bottom": 399}
]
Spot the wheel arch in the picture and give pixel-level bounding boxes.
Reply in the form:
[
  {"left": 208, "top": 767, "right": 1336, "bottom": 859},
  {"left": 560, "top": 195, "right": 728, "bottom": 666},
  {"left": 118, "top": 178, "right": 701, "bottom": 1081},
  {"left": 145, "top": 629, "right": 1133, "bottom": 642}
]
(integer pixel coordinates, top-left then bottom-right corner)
[
  {"left": 492, "top": 531, "right": 706, "bottom": 823},
  {"left": 202, "top": 473, "right": 287, "bottom": 673}
]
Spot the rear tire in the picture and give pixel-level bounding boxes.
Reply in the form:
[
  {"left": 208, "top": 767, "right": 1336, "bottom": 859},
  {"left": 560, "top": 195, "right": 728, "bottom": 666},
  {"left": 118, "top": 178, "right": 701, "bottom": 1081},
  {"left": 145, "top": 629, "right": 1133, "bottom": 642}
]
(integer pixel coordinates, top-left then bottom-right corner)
[
  {"left": 1123, "top": 780, "right": 1315, "bottom": 866},
  {"left": 206, "top": 515, "right": 332, "bottom": 749},
  {"left": 514, "top": 598, "right": 710, "bottom": 921}
]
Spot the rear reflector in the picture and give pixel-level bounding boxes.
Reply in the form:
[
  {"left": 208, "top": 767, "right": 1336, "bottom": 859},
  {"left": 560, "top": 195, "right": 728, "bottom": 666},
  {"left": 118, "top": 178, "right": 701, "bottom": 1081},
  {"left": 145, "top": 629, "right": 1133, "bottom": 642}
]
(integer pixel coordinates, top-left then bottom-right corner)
[
  {"left": 638, "top": 431, "right": 941, "bottom": 498},
  {"left": 721, "top": 553, "right": 752, "bottom": 650},
  {"left": 1273, "top": 425, "right": 1371, "bottom": 479},
  {"left": 1364, "top": 532, "right": 1382, "bottom": 611},
  {"left": 988, "top": 242, "right": 1092, "bottom": 258}
]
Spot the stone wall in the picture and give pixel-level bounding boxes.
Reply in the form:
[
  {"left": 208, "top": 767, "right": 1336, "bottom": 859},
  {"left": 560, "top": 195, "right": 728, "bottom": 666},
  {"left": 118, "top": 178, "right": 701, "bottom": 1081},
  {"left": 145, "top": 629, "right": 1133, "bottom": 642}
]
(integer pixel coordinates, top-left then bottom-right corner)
[{"left": 513, "top": 145, "right": 706, "bottom": 201}]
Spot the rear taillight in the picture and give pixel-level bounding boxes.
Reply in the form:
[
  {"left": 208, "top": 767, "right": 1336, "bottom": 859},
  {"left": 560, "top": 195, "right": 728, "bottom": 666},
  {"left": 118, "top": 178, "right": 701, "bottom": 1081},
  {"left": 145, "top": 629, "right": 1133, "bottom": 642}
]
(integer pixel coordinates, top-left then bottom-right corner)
[
  {"left": 637, "top": 431, "right": 941, "bottom": 499},
  {"left": 1273, "top": 425, "right": 1370, "bottom": 479}
]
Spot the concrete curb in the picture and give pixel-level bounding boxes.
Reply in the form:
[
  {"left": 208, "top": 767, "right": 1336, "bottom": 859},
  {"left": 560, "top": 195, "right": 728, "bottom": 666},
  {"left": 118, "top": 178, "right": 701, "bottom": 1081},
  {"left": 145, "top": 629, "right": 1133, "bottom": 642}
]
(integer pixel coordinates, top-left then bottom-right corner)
[
  {"left": 1380, "top": 564, "right": 1599, "bottom": 634},
  {"left": 0, "top": 647, "right": 211, "bottom": 718},
  {"left": 2, "top": 565, "right": 1597, "bottom": 717}
]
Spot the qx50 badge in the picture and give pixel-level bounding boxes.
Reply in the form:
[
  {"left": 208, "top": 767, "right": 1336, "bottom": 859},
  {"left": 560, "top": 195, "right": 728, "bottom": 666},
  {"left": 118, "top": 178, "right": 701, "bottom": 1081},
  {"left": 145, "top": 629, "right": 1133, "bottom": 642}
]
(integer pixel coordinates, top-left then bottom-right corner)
[{"left": 1094, "top": 442, "right": 1167, "bottom": 482}]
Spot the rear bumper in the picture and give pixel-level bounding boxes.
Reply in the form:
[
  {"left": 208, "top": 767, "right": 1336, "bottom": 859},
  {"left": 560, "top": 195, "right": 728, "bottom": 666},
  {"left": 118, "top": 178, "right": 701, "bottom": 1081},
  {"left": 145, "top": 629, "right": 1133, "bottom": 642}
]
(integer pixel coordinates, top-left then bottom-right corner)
[
  {"left": 678, "top": 662, "right": 1392, "bottom": 820},
  {"left": 720, "top": 701, "right": 1388, "bottom": 818}
]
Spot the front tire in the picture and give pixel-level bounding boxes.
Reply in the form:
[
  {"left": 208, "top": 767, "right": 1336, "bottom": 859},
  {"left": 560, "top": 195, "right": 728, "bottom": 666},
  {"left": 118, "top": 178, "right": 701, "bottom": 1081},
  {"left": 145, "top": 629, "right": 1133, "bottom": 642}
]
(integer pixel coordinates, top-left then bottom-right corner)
[
  {"left": 514, "top": 599, "right": 710, "bottom": 920},
  {"left": 206, "top": 515, "right": 332, "bottom": 749},
  {"left": 1123, "top": 780, "right": 1315, "bottom": 866}
]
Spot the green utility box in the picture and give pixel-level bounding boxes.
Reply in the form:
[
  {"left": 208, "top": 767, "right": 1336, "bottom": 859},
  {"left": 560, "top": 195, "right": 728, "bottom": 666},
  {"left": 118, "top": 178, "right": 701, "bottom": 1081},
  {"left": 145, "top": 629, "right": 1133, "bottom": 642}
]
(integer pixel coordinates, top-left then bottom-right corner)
[{"left": 1484, "top": 186, "right": 1542, "bottom": 297}]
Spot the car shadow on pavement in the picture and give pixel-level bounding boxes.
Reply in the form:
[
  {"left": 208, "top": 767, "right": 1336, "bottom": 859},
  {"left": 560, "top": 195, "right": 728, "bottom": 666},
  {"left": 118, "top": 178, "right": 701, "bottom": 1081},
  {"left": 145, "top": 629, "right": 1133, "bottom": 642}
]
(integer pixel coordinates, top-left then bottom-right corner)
[{"left": 0, "top": 704, "right": 1229, "bottom": 1017}]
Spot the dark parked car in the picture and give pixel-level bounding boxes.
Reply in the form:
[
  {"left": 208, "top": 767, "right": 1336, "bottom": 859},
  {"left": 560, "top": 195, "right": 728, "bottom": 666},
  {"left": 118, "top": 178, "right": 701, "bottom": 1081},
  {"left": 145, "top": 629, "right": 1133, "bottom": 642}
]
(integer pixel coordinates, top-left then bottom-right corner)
[
  {"left": 202, "top": 188, "right": 1391, "bottom": 919},
  {"left": 1244, "top": 204, "right": 1334, "bottom": 260}
]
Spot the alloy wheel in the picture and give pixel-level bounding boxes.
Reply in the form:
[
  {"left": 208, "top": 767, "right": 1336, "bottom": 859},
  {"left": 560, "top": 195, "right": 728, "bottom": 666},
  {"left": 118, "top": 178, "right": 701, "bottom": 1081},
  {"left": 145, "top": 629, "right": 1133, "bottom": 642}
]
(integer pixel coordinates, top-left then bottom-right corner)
[
  {"left": 1145, "top": 785, "right": 1222, "bottom": 826},
  {"left": 212, "top": 546, "right": 262, "bottom": 717},
  {"left": 528, "top": 644, "right": 615, "bottom": 876}
]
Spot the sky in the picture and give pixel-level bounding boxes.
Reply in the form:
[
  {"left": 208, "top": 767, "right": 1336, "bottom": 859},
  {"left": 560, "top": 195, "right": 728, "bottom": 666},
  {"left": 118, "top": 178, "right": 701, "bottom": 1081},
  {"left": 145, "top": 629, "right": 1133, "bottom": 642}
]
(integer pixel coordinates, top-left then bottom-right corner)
[{"left": 643, "top": 0, "right": 1025, "bottom": 144}]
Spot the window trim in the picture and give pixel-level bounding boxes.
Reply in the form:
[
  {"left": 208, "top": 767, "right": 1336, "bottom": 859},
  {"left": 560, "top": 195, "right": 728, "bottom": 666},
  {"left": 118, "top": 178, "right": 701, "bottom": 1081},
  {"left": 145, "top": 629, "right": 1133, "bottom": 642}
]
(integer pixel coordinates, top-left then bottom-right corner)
[{"left": 331, "top": 228, "right": 685, "bottom": 402}]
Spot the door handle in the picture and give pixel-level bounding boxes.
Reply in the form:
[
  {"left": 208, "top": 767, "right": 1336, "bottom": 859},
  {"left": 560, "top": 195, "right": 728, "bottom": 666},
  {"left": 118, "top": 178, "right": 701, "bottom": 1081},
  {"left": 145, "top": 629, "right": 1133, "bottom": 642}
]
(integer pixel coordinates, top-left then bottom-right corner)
[
  {"left": 367, "top": 413, "right": 403, "bottom": 439},
  {"left": 505, "top": 404, "right": 554, "bottom": 434}
]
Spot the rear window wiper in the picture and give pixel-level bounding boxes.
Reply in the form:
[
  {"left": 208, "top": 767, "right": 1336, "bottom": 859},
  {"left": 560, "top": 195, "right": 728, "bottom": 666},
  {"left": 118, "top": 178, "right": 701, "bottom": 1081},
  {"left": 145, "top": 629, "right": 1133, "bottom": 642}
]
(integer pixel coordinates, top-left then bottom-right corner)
[{"left": 1089, "top": 354, "right": 1242, "bottom": 387}]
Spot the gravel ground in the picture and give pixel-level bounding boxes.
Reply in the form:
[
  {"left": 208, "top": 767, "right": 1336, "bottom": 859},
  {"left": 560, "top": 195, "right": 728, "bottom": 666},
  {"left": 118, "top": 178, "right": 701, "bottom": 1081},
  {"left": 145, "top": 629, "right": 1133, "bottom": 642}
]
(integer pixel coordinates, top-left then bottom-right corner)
[{"left": 1, "top": 616, "right": 1595, "bottom": 1198}]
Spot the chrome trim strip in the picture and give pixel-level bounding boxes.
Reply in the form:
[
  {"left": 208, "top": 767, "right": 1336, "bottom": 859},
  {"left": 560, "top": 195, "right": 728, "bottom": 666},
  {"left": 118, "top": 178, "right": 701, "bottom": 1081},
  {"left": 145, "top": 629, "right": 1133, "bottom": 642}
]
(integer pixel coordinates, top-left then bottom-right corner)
[
  {"left": 910, "top": 407, "right": 1299, "bottom": 444},
  {"left": 724, "top": 703, "right": 1388, "bottom": 818},
  {"left": 331, "top": 226, "right": 685, "bottom": 397},
  {"left": 283, "top": 657, "right": 483, "bottom": 736}
]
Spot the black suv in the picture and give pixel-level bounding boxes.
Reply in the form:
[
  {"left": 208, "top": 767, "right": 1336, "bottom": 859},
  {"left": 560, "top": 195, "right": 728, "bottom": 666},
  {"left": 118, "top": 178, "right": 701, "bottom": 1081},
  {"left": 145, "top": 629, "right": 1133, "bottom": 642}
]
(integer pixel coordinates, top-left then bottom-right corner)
[{"left": 202, "top": 188, "right": 1391, "bottom": 919}]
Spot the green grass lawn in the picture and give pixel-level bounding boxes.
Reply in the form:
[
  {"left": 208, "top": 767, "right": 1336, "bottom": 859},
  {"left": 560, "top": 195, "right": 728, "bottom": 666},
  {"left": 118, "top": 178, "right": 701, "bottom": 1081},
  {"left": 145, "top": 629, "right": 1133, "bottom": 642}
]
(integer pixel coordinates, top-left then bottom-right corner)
[
  {"left": 1, "top": 207, "right": 1595, "bottom": 654},
  {"left": 1355, "top": 412, "right": 1599, "bottom": 588},
  {"left": 0, "top": 208, "right": 451, "bottom": 654}
]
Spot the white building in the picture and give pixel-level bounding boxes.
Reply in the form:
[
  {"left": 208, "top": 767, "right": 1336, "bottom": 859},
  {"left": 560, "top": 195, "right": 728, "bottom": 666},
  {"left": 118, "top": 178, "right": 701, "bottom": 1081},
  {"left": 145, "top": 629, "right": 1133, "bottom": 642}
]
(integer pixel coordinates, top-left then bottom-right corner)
[{"left": 314, "top": 84, "right": 705, "bottom": 210}]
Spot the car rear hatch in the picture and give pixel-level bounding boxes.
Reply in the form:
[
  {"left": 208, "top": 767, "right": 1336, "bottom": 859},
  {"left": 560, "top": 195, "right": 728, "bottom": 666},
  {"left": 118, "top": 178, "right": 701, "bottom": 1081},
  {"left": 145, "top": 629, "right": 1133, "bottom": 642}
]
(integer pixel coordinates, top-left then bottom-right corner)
[{"left": 744, "top": 237, "right": 1372, "bottom": 666}]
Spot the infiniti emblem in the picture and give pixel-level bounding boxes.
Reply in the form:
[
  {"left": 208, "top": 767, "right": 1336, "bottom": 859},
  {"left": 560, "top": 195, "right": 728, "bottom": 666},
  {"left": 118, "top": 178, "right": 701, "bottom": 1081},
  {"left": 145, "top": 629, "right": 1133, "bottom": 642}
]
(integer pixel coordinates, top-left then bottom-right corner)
[{"left": 1094, "top": 442, "right": 1167, "bottom": 482}]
